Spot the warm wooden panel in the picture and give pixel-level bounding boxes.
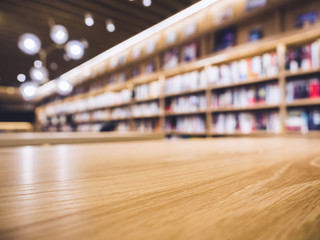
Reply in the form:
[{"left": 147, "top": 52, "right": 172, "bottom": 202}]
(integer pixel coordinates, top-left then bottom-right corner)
[{"left": 0, "top": 137, "right": 319, "bottom": 239}]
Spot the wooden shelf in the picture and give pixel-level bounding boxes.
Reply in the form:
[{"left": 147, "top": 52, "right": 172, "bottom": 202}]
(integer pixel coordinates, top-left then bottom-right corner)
[
  {"left": 286, "top": 130, "right": 320, "bottom": 137},
  {"left": 164, "top": 88, "right": 206, "bottom": 98},
  {"left": 74, "top": 117, "right": 130, "bottom": 122},
  {"left": 132, "top": 96, "right": 160, "bottom": 103},
  {"left": 285, "top": 68, "right": 320, "bottom": 78},
  {"left": 165, "top": 110, "right": 206, "bottom": 116},
  {"left": 109, "top": 117, "right": 131, "bottom": 121},
  {"left": 61, "top": 101, "right": 132, "bottom": 115},
  {"left": 161, "top": 59, "right": 205, "bottom": 78},
  {"left": 132, "top": 114, "right": 162, "bottom": 119},
  {"left": 211, "top": 130, "right": 279, "bottom": 136},
  {"left": 211, "top": 104, "right": 280, "bottom": 112},
  {"left": 131, "top": 72, "right": 159, "bottom": 85},
  {"left": 210, "top": 76, "right": 278, "bottom": 91},
  {"left": 165, "top": 130, "right": 207, "bottom": 136},
  {"left": 286, "top": 98, "right": 320, "bottom": 107},
  {"left": 74, "top": 120, "right": 106, "bottom": 124}
]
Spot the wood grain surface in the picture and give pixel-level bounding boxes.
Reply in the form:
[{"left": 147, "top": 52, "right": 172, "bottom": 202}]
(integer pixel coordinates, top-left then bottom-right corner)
[{"left": 0, "top": 137, "right": 320, "bottom": 240}]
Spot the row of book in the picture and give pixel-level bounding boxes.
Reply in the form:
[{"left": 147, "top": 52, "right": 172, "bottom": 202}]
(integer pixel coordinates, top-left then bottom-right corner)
[
  {"left": 130, "top": 60, "right": 157, "bottom": 79},
  {"left": 45, "top": 115, "right": 68, "bottom": 126},
  {"left": 212, "top": 83, "right": 281, "bottom": 109},
  {"left": 59, "top": 107, "right": 131, "bottom": 124},
  {"left": 286, "top": 77, "right": 320, "bottom": 102},
  {"left": 117, "top": 121, "right": 130, "bottom": 132},
  {"left": 108, "top": 72, "right": 127, "bottom": 84},
  {"left": 165, "top": 94, "right": 207, "bottom": 113},
  {"left": 163, "top": 42, "right": 198, "bottom": 70},
  {"left": 44, "top": 89, "right": 132, "bottom": 116},
  {"left": 212, "top": 111, "right": 281, "bottom": 134},
  {"left": 72, "top": 102, "right": 161, "bottom": 122},
  {"left": 88, "top": 40, "right": 319, "bottom": 89},
  {"left": 132, "top": 101, "right": 160, "bottom": 117},
  {"left": 286, "top": 40, "right": 320, "bottom": 73},
  {"left": 134, "top": 81, "right": 161, "bottom": 101},
  {"left": 286, "top": 108, "right": 320, "bottom": 132},
  {"left": 91, "top": 110, "right": 111, "bottom": 122},
  {"left": 207, "top": 52, "right": 278, "bottom": 86},
  {"left": 76, "top": 123, "right": 104, "bottom": 132},
  {"left": 84, "top": 40, "right": 319, "bottom": 89},
  {"left": 75, "top": 121, "right": 130, "bottom": 132},
  {"left": 165, "top": 115, "right": 206, "bottom": 133},
  {"left": 111, "top": 107, "right": 131, "bottom": 119},
  {"left": 134, "top": 119, "right": 160, "bottom": 133},
  {"left": 165, "top": 71, "right": 207, "bottom": 95}
]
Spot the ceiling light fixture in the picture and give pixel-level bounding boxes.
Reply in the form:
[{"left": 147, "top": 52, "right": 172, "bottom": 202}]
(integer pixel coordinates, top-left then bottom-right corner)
[
  {"left": 34, "top": 60, "right": 43, "bottom": 68},
  {"left": 85, "top": 13, "right": 94, "bottom": 27},
  {"left": 65, "top": 40, "right": 85, "bottom": 60},
  {"left": 20, "top": 82, "right": 38, "bottom": 100},
  {"left": 142, "top": 0, "right": 152, "bottom": 7},
  {"left": 50, "top": 62, "right": 58, "bottom": 71},
  {"left": 57, "top": 78, "right": 73, "bottom": 95},
  {"left": 17, "top": 74, "right": 26, "bottom": 82},
  {"left": 50, "top": 25, "right": 69, "bottom": 45},
  {"left": 17, "top": 21, "right": 88, "bottom": 99},
  {"left": 29, "top": 66, "right": 49, "bottom": 84},
  {"left": 106, "top": 19, "right": 116, "bottom": 32},
  {"left": 18, "top": 33, "right": 41, "bottom": 55}
]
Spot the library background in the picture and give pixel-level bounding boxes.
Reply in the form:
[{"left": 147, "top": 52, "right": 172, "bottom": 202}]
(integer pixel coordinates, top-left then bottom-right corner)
[{"left": 1, "top": 0, "right": 320, "bottom": 239}]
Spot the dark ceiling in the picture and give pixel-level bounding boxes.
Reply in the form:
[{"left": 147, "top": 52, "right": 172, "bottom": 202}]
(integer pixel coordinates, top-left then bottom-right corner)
[{"left": 0, "top": 0, "right": 200, "bottom": 87}]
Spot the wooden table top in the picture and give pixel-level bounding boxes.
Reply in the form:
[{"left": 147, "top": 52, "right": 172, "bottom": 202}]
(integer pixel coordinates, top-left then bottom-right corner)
[{"left": 1, "top": 137, "right": 320, "bottom": 240}]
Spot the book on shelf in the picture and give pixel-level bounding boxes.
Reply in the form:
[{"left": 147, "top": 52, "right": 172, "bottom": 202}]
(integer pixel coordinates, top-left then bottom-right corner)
[
  {"left": 111, "top": 107, "right": 131, "bottom": 119},
  {"left": 91, "top": 110, "right": 111, "bottom": 122},
  {"left": 132, "top": 101, "right": 160, "bottom": 117},
  {"left": 134, "top": 119, "right": 160, "bottom": 133},
  {"left": 118, "top": 72, "right": 127, "bottom": 83},
  {"left": 215, "top": 26, "right": 237, "bottom": 51},
  {"left": 135, "top": 81, "right": 160, "bottom": 101},
  {"left": 295, "top": 12, "right": 318, "bottom": 29},
  {"left": 286, "top": 40, "right": 320, "bottom": 72},
  {"left": 60, "top": 125, "right": 73, "bottom": 132},
  {"left": 165, "top": 71, "right": 206, "bottom": 95},
  {"left": 41, "top": 89, "right": 132, "bottom": 118},
  {"left": 163, "top": 47, "right": 180, "bottom": 70},
  {"left": 287, "top": 107, "right": 320, "bottom": 133},
  {"left": 109, "top": 74, "right": 116, "bottom": 84},
  {"left": 73, "top": 112, "right": 91, "bottom": 123},
  {"left": 213, "top": 111, "right": 281, "bottom": 134},
  {"left": 248, "top": 28, "right": 263, "bottom": 42},
  {"left": 212, "top": 83, "right": 281, "bottom": 109},
  {"left": 117, "top": 121, "right": 130, "bottom": 132},
  {"left": 145, "top": 61, "right": 157, "bottom": 74},
  {"left": 76, "top": 123, "right": 103, "bottom": 132},
  {"left": 216, "top": 4, "right": 234, "bottom": 24},
  {"left": 165, "top": 115, "right": 206, "bottom": 133},
  {"left": 181, "top": 42, "right": 198, "bottom": 63},
  {"left": 165, "top": 94, "right": 206, "bottom": 113},
  {"left": 286, "top": 77, "right": 320, "bottom": 102},
  {"left": 246, "top": 0, "right": 267, "bottom": 11},
  {"left": 207, "top": 52, "right": 278, "bottom": 86},
  {"left": 131, "top": 66, "right": 141, "bottom": 78}
]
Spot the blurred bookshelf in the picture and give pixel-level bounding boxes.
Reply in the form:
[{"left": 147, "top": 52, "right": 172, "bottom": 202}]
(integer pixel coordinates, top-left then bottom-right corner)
[{"left": 35, "top": 0, "right": 320, "bottom": 137}]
